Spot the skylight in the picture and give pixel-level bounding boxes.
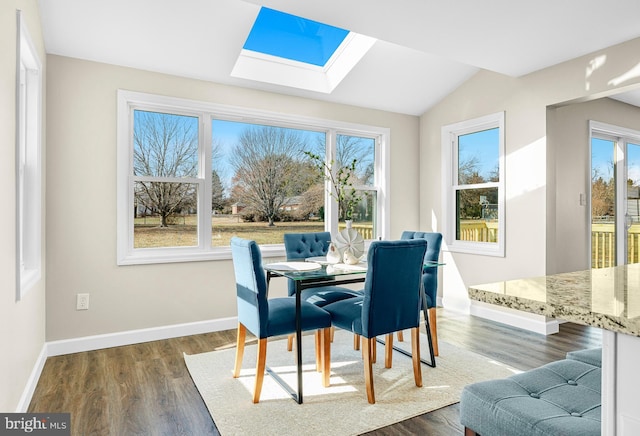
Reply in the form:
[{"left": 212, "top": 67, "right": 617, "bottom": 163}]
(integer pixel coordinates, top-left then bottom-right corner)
[
  {"left": 243, "top": 8, "right": 349, "bottom": 67},
  {"left": 231, "top": 7, "right": 376, "bottom": 94}
]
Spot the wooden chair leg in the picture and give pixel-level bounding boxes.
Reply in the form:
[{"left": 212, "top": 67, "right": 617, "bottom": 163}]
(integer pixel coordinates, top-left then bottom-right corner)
[
  {"left": 287, "top": 333, "right": 294, "bottom": 352},
  {"left": 363, "top": 336, "right": 375, "bottom": 404},
  {"left": 385, "top": 333, "right": 393, "bottom": 368},
  {"left": 233, "top": 322, "right": 246, "bottom": 378},
  {"left": 321, "top": 327, "right": 331, "bottom": 387},
  {"left": 429, "top": 307, "right": 439, "bottom": 356},
  {"left": 361, "top": 336, "right": 377, "bottom": 363},
  {"left": 371, "top": 337, "right": 376, "bottom": 364},
  {"left": 411, "top": 327, "right": 422, "bottom": 387},
  {"left": 397, "top": 330, "right": 404, "bottom": 342},
  {"left": 354, "top": 333, "right": 360, "bottom": 350},
  {"left": 253, "top": 338, "right": 267, "bottom": 403},
  {"left": 464, "top": 427, "right": 478, "bottom": 436},
  {"left": 315, "top": 330, "right": 322, "bottom": 372},
  {"left": 330, "top": 326, "right": 335, "bottom": 342}
]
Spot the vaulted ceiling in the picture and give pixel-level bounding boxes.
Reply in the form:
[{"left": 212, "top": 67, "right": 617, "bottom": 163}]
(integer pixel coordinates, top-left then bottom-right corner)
[{"left": 38, "top": 0, "right": 640, "bottom": 115}]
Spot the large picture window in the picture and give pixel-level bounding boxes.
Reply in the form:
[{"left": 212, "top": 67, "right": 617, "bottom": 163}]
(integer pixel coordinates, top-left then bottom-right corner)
[
  {"left": 117, "top": 91, "right": 388, "bottom": 265},
  {"left": 442, "top": 112, "right": 505, "bottom": 256}
]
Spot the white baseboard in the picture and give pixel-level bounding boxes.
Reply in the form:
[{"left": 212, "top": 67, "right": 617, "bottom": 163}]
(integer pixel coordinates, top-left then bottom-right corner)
[
  {"left": 47, "top": 316, "right": 238, "bottom": 357},
  {"left": 18, "top": 317, "right": 237, "bottom": 413},
  {"left": 470, "top": 301, "right": 559, "bottom": 335},
  {"left": 16, "top": 343, "right": 48, "bottom": 412}
]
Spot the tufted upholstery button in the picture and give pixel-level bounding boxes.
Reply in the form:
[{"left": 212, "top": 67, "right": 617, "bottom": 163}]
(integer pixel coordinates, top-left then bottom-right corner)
[{"left": 460, "top": 357, "right": 601, "bottom": 436}]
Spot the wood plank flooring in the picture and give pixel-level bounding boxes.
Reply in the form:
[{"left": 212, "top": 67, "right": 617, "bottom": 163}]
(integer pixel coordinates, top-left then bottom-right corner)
[{"left": 28, "top": 310, "right": 601, "bottom": 435}]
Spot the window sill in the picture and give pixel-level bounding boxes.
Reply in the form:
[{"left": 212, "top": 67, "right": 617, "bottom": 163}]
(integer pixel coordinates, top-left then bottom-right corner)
[
  {"left": 117, "top": 244, "right": 287, "bottom": 265},
  {"left": 446, "top": 242, "right": 505, "bottom": 258}
]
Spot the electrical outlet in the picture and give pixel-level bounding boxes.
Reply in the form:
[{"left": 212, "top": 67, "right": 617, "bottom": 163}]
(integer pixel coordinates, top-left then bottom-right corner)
[{"left": 76, "top": 293, "right": 90, "bottom": 310}]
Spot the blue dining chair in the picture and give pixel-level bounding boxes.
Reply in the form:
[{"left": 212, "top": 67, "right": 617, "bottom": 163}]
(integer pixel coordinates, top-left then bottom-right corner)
[
  {"left": 322, "top": 239, "right": 428, "bottom": 404},
  {"left": 284, "top": 232, "right": 361, "bottom": 349},
  {"left": 284, "top": 232, "right": 361, "bottom": 305},
  {"left": 400, "top": 231, "right": 443, "bottom": 356},
  {"left": 230, "top": 237, "right": 333, "bottom": 402}
]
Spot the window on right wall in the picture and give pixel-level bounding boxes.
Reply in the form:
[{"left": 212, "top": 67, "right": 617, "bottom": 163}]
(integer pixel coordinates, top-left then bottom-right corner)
[{"left": 442, "top": 112, "right": 505, "bottom": 256}]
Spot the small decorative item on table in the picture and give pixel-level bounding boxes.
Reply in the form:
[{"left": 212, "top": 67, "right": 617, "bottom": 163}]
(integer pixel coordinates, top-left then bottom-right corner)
[
  {"left": 335, "top": 220, "right": 365, "bottom": 265},
  {"left": 326, "top": 241, "right": 342, "bottom": 264}
]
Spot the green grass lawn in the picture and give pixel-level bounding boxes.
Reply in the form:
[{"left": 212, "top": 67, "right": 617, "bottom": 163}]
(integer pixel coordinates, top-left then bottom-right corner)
[{"left": 134, "top": 215, "right": 325, "bottom": 248}]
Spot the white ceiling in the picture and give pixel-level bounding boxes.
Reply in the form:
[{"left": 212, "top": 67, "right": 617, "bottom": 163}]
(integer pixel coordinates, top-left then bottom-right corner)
[{"left": 38, "top": 0, "right": 640, "bottom": 116}]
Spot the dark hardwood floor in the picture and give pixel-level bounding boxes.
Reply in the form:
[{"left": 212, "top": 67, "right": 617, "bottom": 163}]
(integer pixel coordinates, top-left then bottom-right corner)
[{"left": 28, "top": 309, "right": 601, "bottom": 435}]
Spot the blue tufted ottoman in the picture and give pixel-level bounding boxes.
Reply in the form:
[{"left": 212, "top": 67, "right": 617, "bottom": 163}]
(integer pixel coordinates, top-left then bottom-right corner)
[
  {"left": 566, "top": 347, "right": 602, "bottom": 368},
  {"left": 460, "top": 350, "right": 601, "bottom": 436}
]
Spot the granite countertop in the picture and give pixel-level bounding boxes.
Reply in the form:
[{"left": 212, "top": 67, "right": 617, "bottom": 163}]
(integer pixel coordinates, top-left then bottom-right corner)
[{"left": 468, "top": 264, "right": 640, "bottom": 337}]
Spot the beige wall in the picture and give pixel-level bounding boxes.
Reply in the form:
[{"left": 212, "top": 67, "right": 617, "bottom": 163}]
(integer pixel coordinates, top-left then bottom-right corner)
[
  {"left": 420, "top": 37, "right": 640, "bottom": 310},
  {"left": 0, "top": 0, "right": 46, "bottom": 412},
  {"left": 548, "top": 98, "right": 640, "bottom": 274},
  {"left": 45, "top": 55, "right": 421, "bottom": 341}
]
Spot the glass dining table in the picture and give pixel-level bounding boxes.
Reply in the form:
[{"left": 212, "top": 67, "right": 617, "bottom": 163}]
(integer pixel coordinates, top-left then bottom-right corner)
[{"left": 264, "top": 259, "right": 441, "bottom": 404}]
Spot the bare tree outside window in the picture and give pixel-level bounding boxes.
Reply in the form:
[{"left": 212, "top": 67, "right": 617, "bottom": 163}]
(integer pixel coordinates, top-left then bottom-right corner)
[
  {"left": 133, "top": 110, "right": 198, "bottom": 228},
  {"left": 337, "top": 135, "right": 375, "bottom": 223},
  {"left": 229, "top": 126, "right": 310, "bottom": 226},
  {"left": 591, "top": 162, "right": 615, "bottom": 219}
]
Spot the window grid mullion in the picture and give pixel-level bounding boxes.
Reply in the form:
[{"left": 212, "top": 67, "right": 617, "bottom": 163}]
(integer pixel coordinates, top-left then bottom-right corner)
[{"left": 201, "top": 114, "right": 213, "bottom": 250}]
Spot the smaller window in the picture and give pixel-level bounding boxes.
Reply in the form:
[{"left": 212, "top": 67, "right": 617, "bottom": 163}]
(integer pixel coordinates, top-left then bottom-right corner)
[
  {"left": 16, "top": 11, "right": 43, "bottom": 299},
  {"left": 442, "top": 112, "right": 505, "bottom": 256}
]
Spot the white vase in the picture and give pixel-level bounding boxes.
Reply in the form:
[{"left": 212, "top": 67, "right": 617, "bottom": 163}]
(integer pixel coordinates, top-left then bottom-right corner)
[{"left": 335, "top": 220, "right": 364, "bottom": 264}]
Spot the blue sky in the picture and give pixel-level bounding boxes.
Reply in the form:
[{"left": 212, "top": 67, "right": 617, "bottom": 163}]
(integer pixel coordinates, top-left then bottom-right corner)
[
  {"left": 592, "top": 137, "right": 614, "bottom": 180},
  {"left": 458, "top": 127, "right": 499, "bottom": 181},
  {"left": 630, "top": 143, "right": 640, "bottom": 184},
  {"left": 592, "top": 137, "right": 640, "bottom": 186},
  {"left": 211, "top": 119, "right": 325, "bottom": 189},
  {"left": 243, "top": 7, "right": 349, "bottom": 67}
]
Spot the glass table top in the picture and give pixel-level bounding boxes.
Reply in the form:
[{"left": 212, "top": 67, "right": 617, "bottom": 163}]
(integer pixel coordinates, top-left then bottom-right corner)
[
  {"left": 264, "top": 261, "right": 367, "bottom": 281},
  {"left": 264, "top": 259, "right": 444, "bottom": 281}
]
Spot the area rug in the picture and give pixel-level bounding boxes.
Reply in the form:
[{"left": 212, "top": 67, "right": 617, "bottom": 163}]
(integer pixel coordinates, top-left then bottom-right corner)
[{"left": 184, "top": 330, "right": 520, "bottom": 436}]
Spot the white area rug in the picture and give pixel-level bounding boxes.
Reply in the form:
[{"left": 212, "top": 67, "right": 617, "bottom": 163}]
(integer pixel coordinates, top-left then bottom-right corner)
[{"left": 184, "top": 330, "right": 519, "bottom": 436}]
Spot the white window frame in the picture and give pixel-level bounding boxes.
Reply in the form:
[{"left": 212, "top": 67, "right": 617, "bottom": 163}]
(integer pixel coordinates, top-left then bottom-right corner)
[
  {"left": 15, "top": 10, "right": 43, "bottom": 300},
  {"left": 117, "top": 90, "right": 389, "bottom": 265},
  {"left": 589, "top": 120, "right": 640, "bottom": 266},
  {"left": 441, "top": 112, "right": 505, "bottom": 257},
  {"left": 329, "top": 130, "right": 383, "bottom": 236}
]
